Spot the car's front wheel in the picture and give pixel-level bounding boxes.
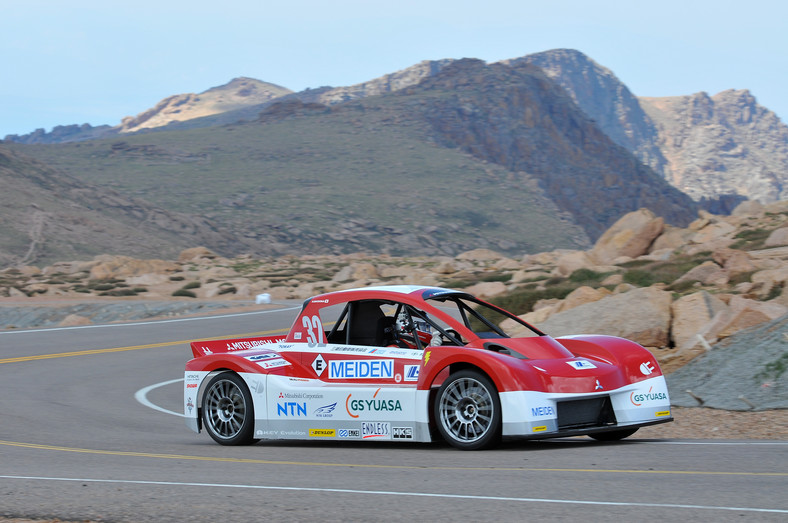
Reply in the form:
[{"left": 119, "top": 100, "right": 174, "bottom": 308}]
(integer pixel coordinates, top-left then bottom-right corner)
[
  {"left": 201, "top": 372, "right": 257, "bottom": 445},
  {"left": 434, "top": 370, "right": 501, "bottom": 450}
]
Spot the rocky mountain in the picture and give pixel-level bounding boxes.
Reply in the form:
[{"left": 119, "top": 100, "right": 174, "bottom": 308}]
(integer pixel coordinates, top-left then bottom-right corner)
[
  {"left": 522, "top": 49, "right": 788, "bottom": 206},
  {"left": 640, "top": 90, "right": 788, "bottom": 203},
  {"left": 4, "top": 57, "right": 701, "bottom": 265},
  {"left": 408, "top": 58, "right": 697, "bottom": 237},
  {"left": 512, "top": 49, "right": 669, "bottom": 178},
  {"left": 5, "top": 50, "right": 786, "bottom": 213}
]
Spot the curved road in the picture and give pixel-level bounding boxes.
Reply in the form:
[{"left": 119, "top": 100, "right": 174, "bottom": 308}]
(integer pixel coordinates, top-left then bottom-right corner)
[{"left": 1, "top": 303, "right": 786, "bottom": 522}]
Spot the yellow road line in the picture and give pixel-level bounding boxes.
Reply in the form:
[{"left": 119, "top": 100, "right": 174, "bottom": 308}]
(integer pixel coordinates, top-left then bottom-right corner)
[
  {"left": 0, "top": 440, "right": 784, "bottom": 476},
  {"left": 0, "top": 329, "right": 289, "bottom": 364}
]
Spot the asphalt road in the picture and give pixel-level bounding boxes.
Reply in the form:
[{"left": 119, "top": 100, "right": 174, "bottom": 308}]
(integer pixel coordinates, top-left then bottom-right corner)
[{"left": 1, "top": 303, "right": 786, "bottom": 522}]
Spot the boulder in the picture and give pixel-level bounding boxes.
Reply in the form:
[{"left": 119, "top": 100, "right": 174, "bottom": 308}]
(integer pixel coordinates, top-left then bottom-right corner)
[
  {"left": 590, "top": 209, "right": 664, "bottom": 264},
  {"left": 712, "top": 248, "right": 757, "bottom": 279},
  {"left": 431, "top": 259, "right": 461, "bottom": 275},
  {"left": 534, "top": 286, "right": 673, "bottom": 348},
  {"left": 456, "top": 248, "right": 502, "bottom": 261},
  {"left": 691, "top": 221, "right": 736, "bottom": 244},
  {"left": 553, "top": 250, "right": 594, "bottom": 276},
  {"left": 764, "top": 227, "right": 788, "bottom": 247},
  {"left": 89, "top": 256, "right": 179, "bottom": 280},
  {"left": 178, "top": 247, "right": 218, "bottom": 262},
  {"left": 493, "top": 257, "right": 522, "bottom": 270},
  {"left": 701, "top": 296, "right": 788, "bottom": 341},
  {"left": 651, "top": 226, "right": 692, "bottom": 252},
  {"left": 465, "top": 281, "right": 507, "bottom": 298},
  {"left": 731, "top": 200, "right": 764, "bottom": 217},
  {"left": 674, "top": 261, "right": 728, "bottom": 286},
  {"left": 8, "top": 287, "right": 27, "bottom": 298},
  {"left": 671, "top": 291, "right": 727, "bottom": 350},
  {"left": 555, "top": 286, "right": 611, "bottom": 313}
]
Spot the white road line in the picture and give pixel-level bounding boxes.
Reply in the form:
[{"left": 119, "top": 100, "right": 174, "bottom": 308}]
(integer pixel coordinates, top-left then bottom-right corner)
[
  {"left": 0, "top": 305, "right": 301, "bottom": 335},
  {"left": 134, "top": 378, "right": 186, "bottom": 417},
  {"left": 0, "top": 475, "right": 785, "bottom": 514}
]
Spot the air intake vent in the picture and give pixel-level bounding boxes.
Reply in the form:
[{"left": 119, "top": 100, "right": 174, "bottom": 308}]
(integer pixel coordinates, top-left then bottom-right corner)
[{"left": 557, "top": 396, "right": 616, "bottom": 430}]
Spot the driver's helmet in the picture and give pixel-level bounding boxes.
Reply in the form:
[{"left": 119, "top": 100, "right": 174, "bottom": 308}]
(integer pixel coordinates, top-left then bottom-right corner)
[{"left": 396, "top": 309, "right": 431, "bottom": 335}]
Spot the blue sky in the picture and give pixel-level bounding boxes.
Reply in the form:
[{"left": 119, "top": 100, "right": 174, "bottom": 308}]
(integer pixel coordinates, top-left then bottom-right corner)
[{"left": 2, "top": 0, "right": 786, "bottom": 137}]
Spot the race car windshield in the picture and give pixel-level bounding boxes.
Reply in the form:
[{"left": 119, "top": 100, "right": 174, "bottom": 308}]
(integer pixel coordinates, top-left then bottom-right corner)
[{"left": 427, "top": 295, "right": 543, "bottom": 338}]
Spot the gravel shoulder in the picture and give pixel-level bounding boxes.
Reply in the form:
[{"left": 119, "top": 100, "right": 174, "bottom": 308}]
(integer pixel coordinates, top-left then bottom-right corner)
[{"left": 637, "top": 406, "right": 787, "bottom": 440}]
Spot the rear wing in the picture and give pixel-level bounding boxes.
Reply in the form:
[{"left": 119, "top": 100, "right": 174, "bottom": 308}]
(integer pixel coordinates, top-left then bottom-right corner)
[{"left": 190, "top": 335, "right": 288, "bottom": 358}]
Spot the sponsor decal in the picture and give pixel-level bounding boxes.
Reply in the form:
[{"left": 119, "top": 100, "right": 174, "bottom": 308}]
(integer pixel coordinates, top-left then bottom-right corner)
[
  {"left": 640, "top": 361, "right": 656, "bottom": 375},
  {"left": 315, "top": 402, "right": 337, "bottom": 418},
  {"left": 530, "top": 406, "right": 555, "bottom": 417},
  {"left": 331, "top": 346, "right": 370, "bottom": 353},
  {"left": 186, "top": 383, "right": 198, "bottom": 389},
  {"left": 247, "top": 353, "right": 280, "bottom": 361},
  {"left": 595, "top": 380, "right": 603, "bottom": 390},
  {"left": 338, "top": 428, "right": 361, "bottom": 439},
  {"left": 256, "top": 359, "right": 290, "bottom": 369},
  {"left": 404, "top": 365, "right": 420, "bottom": 382},
  {"left": 567, "top": 360, "right": 597, "bottom": 370},
  {"left": 277, "top": 392, "right": 323, "bottom": 399},
  {"left": 329, "top": 359, "right": 394, "bottom": 379},
  {"left": 386, "top": 349, "right": 410, "bottom": 356},
  {"left": 309, "top": 429, "right": 336, "bottom": 437},
  {"left": 201, "top": 347, "right": 213, "bottom": 355},
  {"left": 656, "top": 410, "right": 671, "bottom": 417},
  {"left": 393, "top": 427, "right": 413, "bottom": 440},
  {"left": 345, "top": 388, "right": 402, "bottom": 418},
  {"left": 250, "top": 380, "right": 265, "bottom": 394},
  {"left": 227, "top": 339, "right": 276, "bottom": 351},
  {"left": 277, "top": 402, "right": 307, "bottom": 417},
  {"left": 186, "top": 374, "right": 200, "bottom": 381},
  {"left": 630, "top": 387, "right": 668, "bottom": 406},
  {"left": 186, "top": 397, "right": 194, "bottom": 414},
  {"left": 312, "top": 299, "right": 330, "bottom": 303},
  {"left": 312, "top": 354, "right": 327, "bottom": 376},
  {"left": 424, "top": 351, "right": 431, "bottom": 365},
  {"left": 532, "top": 426, "right": 547, "bottom": 432},
  {"left": 394, "top": 373, "right": 402, "bottom": 383},
  {"left": 361, "top": 422, "right": 391, "bottom": 439},
  {"left": 294, "top": 332, "right": 302, "bottom": 340}
]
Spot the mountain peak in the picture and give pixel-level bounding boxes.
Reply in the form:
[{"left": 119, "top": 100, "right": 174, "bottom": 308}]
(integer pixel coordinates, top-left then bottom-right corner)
[{"left": 117, "top": 77, "right": 293, "bottom": 133}]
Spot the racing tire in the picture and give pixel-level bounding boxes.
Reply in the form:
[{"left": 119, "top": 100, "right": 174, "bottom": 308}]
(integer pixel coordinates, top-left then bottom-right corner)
[
  {"left": 434, "top": 370, "right": 501, "bottom": 450},
  {"left": 589, "top": 428, "right": 638, "bottom": 441},
  {"left": 202, "top": 372, "right": 258, "bottom": 446}
]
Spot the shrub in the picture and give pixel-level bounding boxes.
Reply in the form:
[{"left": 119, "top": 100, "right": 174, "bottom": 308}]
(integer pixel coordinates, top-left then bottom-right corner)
[
  {"left": 181, "top": 281, "right": 201, "bottom": 290},
  {"left": 172, "top": 289, "right": 197, "bottom": 298}
]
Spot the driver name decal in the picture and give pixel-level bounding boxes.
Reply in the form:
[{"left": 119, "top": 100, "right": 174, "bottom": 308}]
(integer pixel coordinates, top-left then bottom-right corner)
[{"left": 329, "top": 359, "right": 394, "bottom": 379}]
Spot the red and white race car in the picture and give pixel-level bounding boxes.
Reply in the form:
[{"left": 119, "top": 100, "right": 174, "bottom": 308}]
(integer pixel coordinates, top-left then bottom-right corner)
[{"left": 184, "top": 285, "right": 672, "bottom": 450}]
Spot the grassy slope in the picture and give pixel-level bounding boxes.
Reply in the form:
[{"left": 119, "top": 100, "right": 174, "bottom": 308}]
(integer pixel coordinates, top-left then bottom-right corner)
[{"left": 11, "top": 95, "right": 589, "bottom": 257}]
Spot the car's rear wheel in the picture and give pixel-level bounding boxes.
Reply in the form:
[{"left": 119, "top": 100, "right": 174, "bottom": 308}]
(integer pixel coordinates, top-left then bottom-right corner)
[
  {"left": 202, "top": 372, "right": 257, "bottom": 445},
  {"left": 589, "top": 428, "right": 638, "bottom": 441},
  {"left": 434, "top": 370, "right": 501, "bottom": 450}
]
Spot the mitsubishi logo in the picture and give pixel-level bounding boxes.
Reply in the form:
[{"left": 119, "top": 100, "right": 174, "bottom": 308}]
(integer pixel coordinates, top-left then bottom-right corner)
[{"left": 595, "top": 380, "right": 603, "bottom": 390}]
